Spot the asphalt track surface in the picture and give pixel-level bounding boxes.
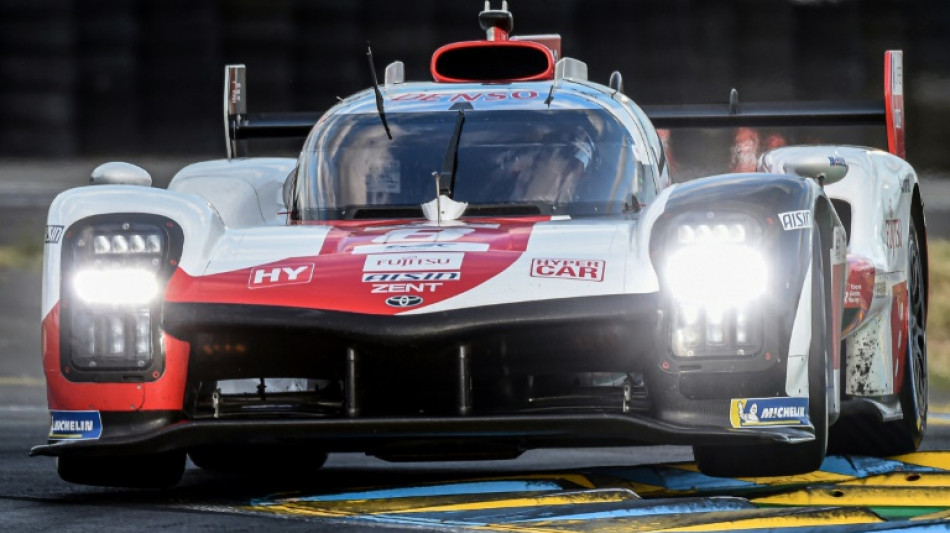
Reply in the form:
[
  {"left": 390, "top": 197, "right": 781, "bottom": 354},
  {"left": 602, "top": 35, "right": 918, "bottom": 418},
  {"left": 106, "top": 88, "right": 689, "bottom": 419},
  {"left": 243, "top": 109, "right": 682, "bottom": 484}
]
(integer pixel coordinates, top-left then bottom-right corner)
[{"left": 3, "top": 159, "right": 950, "bottom": 531}]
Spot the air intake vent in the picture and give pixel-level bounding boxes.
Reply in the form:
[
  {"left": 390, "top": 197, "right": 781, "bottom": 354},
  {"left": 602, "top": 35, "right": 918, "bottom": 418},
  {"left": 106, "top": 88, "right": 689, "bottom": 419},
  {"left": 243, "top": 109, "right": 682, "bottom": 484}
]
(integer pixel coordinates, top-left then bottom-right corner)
[{"left": 431, "top": 41, "right": 555, "bottom": 83}]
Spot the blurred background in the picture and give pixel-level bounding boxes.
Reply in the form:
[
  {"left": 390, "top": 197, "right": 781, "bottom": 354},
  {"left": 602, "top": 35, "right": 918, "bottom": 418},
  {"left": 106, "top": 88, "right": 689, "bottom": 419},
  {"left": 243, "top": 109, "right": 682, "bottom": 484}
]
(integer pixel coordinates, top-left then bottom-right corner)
[
  {"left": 0, "top": 0, "right": 948, "bottom": 170},
  {"left": 0, "top": 0, "right": 949, "bottom": 397}
]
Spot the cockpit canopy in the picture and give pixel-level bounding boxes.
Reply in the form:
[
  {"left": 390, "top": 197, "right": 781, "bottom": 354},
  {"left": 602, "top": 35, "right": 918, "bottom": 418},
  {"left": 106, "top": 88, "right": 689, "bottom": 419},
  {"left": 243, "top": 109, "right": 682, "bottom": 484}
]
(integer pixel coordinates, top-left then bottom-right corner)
[{"left": 293, "top": 108, "right": 644, "bottom": 221}]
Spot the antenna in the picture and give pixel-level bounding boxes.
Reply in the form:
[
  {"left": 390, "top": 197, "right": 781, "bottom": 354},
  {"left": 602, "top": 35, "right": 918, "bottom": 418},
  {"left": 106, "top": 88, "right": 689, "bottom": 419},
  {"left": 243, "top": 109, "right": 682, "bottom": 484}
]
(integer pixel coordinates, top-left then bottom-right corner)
[
  {"left": 366, "top": 42, "right": 392, "bottom": 140},
  {"left": 479, "top": 1, "right": 513, "bottom": 41}
]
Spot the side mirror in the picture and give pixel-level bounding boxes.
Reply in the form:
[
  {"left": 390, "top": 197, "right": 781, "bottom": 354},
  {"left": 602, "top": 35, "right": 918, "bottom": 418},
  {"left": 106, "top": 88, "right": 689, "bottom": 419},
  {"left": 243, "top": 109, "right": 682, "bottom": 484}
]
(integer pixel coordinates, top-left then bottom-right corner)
[
  {"left": 90, "top": 162, "right": 152, "bottom": 187},
  {"left": 784, "top": 154, "right": 849, "bottom": 186}
]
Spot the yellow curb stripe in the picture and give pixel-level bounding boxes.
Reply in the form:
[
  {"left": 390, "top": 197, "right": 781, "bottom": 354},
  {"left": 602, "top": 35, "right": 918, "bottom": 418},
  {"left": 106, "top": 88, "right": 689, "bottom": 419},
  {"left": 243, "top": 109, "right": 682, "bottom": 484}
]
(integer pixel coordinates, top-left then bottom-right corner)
[
  {"left": 736, "top": 470, "right": 853, "bottom": 485},
  {"left": 753, "top": 486, "right": 950, "bottom": 507},
  {"left": 520, "top": 508, "right": 881, "bottom": 533},
  {"left": 655, "top": 508, "right": 882, "bottom": 532},
  {"left": 251, "top": 489, "right": 580, "bottom": 515},
  {"left": 838, "top": 471, "right": 950, "bottom": 487},
  {"left": 384, "top": 489, "right": 638, "bottom": 514},
  {"left": 241, "top": 503, "right": 357, "bottom": 518},
  {"left": 928, "top": 402, "right": 950, "bottom": 413},
  {"left": 890, "top": 451, "right": 950, "bottom": 470}
]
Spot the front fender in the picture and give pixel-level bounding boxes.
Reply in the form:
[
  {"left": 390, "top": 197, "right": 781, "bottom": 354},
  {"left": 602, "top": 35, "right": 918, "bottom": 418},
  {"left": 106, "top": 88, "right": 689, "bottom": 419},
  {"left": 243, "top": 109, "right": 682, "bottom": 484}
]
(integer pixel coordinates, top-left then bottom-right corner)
[{"left": 646, "top": 173, "right": 842, "bottom": 424}]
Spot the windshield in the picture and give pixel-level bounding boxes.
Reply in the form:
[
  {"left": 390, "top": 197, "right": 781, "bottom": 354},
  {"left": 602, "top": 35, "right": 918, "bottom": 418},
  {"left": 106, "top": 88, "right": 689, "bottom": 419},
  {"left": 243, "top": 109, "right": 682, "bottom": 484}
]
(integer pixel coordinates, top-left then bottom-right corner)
[{"left": 295, "top": 109, "right": 642, "bottom": 220}]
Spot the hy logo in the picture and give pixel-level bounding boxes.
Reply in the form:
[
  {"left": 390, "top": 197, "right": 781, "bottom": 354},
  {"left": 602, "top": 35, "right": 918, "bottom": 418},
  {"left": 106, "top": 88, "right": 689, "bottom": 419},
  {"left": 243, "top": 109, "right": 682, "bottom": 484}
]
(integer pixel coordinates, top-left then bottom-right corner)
[
  {"left": 248, "top": 263, "right": 314, "bottom": 289},
  {"left": 385, "top": 295, "right": 424, "bottom": 308}
]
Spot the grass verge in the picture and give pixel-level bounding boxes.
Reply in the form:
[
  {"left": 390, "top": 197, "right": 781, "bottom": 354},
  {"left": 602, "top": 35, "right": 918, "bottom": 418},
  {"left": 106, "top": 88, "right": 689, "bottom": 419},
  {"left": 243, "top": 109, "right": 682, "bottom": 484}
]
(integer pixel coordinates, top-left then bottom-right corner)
[{"left": 927, "top": 239, "right": 950, "bottom": 391}]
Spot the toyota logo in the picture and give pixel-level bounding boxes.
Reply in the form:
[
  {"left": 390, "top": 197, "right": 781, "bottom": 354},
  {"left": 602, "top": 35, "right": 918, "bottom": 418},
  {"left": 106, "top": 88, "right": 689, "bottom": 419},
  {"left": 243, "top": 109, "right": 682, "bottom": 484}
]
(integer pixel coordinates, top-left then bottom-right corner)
[{"left": 385, "top": 295, "right": 424, "bottom": 308}]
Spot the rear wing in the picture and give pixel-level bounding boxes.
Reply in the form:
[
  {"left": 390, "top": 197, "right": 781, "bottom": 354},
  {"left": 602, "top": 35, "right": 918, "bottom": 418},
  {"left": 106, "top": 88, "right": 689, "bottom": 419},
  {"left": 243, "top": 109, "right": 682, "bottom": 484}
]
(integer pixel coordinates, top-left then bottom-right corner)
[{"left": 223, "top": 50, "right": 905, "bottom": 159}]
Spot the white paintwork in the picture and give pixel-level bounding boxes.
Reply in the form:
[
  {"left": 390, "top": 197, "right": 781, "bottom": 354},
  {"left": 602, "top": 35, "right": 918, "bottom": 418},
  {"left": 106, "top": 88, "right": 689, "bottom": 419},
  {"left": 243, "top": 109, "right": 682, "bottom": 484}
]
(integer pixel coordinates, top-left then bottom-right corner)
[
  {"left": 168, "top": 158, "right": 295, "bottom": 228},
  {"left": 202, "top": 225, "right": 333, "bottom": 275},
  {"left": 785, "top": 262, "right": 812, "bottom": 399},
  {"left": 555, "top": 57, "right": 588, "bottom": 81},
  {"left": 384, "top": 61, "right": 405, "bottom": 86},
  {"left": 761, "top": 145, "right": 920, "bottom": 400},
  {"left": 402, "top": 218, "right": 657, "bottom": 314},
  {"left": 43, "top": 185, "right": 224, "bottom": 318}
]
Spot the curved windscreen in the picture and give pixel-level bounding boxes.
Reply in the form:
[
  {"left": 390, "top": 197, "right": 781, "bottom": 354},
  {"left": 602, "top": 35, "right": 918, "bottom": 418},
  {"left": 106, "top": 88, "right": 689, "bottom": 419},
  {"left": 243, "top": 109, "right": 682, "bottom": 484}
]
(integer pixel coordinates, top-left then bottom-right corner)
[{"left": 295, "top": 109, "right": 642, "bottom": 220}]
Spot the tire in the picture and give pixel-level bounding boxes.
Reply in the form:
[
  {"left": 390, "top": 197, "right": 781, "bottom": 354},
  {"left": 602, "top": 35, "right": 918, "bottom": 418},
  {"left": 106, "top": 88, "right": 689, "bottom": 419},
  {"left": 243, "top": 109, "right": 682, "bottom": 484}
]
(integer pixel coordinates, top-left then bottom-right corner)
[
  {"left": 695, "top": 227, "right": 830, "bottom": 477},
  {"left": 828, "top": 217, "right": 927, "bottom": 456},
  {"left": 189, "top": 445, "right": 327, "bottom": 474},
  {"left": 57, "top": 451, "right": 185, "bottom": 488}
]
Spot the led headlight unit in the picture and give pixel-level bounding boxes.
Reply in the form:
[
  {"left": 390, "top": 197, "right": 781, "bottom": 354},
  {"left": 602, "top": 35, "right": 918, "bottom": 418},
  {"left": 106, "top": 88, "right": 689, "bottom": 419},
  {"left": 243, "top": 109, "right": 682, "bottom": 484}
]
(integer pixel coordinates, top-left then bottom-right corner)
[
  {"left": 663, "top": 213, "right": 767, "bottom": 358},
  {"left": 60, "top": 215, "right": 182, "bottom": 379}
]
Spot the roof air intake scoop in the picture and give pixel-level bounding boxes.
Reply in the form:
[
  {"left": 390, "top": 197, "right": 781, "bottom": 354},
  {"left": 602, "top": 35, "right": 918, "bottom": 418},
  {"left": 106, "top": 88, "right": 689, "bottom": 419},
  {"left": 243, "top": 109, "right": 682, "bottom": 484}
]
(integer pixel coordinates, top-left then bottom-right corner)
[{"left": 430, "top": 1, "right": 555, "bottom": 83}]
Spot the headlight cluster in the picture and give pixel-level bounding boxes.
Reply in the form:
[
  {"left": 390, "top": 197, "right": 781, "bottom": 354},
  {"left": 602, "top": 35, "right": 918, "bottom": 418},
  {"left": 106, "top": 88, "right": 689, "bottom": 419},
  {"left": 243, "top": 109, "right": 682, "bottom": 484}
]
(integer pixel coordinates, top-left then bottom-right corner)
[
  {"left": 64, "top": 220, "right": 172, "bottom": 373},
  {"left": 663, "top": 214, "right": 766, "bottom": 358}
]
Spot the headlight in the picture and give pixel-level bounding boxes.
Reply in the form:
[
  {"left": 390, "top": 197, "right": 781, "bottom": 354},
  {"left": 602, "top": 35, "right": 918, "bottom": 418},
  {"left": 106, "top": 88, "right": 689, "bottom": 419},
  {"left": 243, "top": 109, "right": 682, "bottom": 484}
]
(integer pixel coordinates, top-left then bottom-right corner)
[
  {"left": 663, "top": 214, "right": 766, "bottom": 358},
  {"left": 665, "top": 245, "right": 767, "bottom": 308},
  {"left": 60, "top": 216, "right": 181, "bottom": 377},
  {"left": 73, "top": 268, "right": 161, "bottom": 306}
]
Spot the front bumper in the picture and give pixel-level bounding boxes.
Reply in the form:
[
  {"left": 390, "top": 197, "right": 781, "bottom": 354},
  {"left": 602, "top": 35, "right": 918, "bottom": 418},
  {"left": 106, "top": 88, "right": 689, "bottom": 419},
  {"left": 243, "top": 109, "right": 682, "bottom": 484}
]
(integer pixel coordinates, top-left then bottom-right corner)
[
  {"left": 39, "top": 293, "right": 806, "bottom": 459},
  {"left": 31, "top": 412, "right": 815, "bottom": 459}
]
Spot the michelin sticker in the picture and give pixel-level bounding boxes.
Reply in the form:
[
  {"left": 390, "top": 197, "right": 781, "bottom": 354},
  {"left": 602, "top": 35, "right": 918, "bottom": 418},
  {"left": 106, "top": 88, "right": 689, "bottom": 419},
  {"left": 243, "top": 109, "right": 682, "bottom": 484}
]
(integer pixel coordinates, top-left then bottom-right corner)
[
  {"left": 49, "top": 410, "right": 102, "bottom": 440},
  {"left": 729, "top": 397, "right": 809, "bottom": 428}
]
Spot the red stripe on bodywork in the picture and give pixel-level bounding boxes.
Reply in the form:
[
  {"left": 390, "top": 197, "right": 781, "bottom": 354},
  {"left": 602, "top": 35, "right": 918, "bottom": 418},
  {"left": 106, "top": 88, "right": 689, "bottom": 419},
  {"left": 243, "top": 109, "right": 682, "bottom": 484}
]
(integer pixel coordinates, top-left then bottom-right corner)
[
  {"left": 891, "top": 281, "right": 909, "bottom": 393},
  {"left": 165, "top": 219, "right": 542, "bottom": 315},
  {"left": 885, "top": 50, "right": 905, "bottom": 159},
  {"left": 42, "top": 303, "right": 190, "bottom": 411}
]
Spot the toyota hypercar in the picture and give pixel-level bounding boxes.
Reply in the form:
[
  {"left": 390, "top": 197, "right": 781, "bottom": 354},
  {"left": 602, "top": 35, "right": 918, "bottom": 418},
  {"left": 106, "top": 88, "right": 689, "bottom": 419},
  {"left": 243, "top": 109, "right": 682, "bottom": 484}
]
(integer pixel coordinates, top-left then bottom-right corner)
[{"left": 33, "top": 4, "right": 928, "bottom": 487}]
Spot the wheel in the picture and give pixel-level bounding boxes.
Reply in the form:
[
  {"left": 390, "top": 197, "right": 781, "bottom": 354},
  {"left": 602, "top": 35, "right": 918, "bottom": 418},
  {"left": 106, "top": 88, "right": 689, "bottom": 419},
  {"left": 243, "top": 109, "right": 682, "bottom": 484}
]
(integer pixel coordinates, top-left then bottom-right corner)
[
  {"left": 57, "top": 451, "right": 185, "bottom": 488},
  {"left": 829, "top": 217, "right": 927, "bottom": 455},
  {"left": 189, "top": 445, "right": 327, "bottom": 474},
  {"left": 695, "top": 227, "right": 830, "bottom": 477}
]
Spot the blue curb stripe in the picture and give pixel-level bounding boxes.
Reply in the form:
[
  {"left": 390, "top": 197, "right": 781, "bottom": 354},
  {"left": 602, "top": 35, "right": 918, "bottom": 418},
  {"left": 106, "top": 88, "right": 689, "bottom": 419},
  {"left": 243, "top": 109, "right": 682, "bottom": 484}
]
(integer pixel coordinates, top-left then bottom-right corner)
[{"left": 280, "top": 480, "right": 566, "bottom": 503}]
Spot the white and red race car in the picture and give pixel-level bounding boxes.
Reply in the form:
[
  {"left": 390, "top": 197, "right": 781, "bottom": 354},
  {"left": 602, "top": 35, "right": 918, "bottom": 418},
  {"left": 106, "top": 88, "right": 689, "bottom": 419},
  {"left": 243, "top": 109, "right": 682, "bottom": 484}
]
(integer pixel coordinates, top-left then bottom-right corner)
[{"left": 34, "top": 4, "right": 927, "bottom": 487}]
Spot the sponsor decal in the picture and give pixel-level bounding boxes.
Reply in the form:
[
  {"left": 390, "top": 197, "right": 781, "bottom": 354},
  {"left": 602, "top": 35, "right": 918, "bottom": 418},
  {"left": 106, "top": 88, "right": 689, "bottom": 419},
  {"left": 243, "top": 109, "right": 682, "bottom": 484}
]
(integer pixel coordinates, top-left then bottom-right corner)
[
  {"left": 530, "top": 258, "right": 605, "bottom": 281},
  {"left": 362, "top": 272, "right": 460, "bottom": 282},
  {"left": 49, "top": 410, "right": 102, "bottom": 440},
  {"left": 884, "top": 218, "right": 902, "bottom": 249},
  {"left": 875, "top": 280, "right": 887, "bottom": 297},
  {"left": 385, "top": 295, "right": 424, "bottom": 308},
  {"left": 45, "top": 225, "right": 64, "bottom": 244},
  {"left": 372, "top": 283, "right": 443, "bottom": 293},
  {"left": 353, "top": 227, "right": 489, "bottom": 254},
  {"left": 248, "top": 263, "right": 315, "bottom": 289},
  {"left": 390, "top": 91, "right": 540, "bottom": 104},
  {"left": 832, "top": 226, "right": 847, "bottom": 265},
  {"left": 778, "top": 210, "right": 812, "bottom": 231},
  {"left": 846, "top": 283, "right": 865, "bottom": 306},
  {"left": 363, "top": 253, "right": 464, "bottom": 272},
  {"left": 729, "top": 397, "right": 809, "bottom": 428}
]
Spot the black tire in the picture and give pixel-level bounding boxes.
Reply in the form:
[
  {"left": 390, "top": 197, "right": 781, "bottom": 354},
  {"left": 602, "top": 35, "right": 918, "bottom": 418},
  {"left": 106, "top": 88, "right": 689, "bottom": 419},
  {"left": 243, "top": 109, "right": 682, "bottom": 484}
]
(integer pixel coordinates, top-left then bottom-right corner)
[
  {"left": 695, "top": 228, "right": 830, "bottom": 477},
  {"left": 829, "top": 218, "right": 927, "bottom": 456},
  {"left": 57, "top": 451, "right": 185, "bottom": 488},
  {"left": 189, "top": 445, "right": 328, "bottom": 474}
]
